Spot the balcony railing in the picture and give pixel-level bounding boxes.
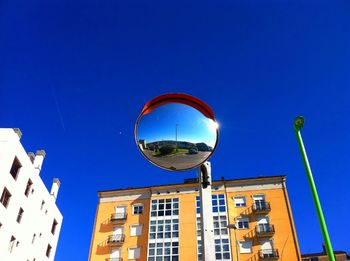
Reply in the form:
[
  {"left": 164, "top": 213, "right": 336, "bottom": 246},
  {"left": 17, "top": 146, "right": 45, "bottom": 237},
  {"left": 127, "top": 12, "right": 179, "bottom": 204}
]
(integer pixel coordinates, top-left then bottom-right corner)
[
  {"left": 105, "top": 258, "right": 123, "bottom": 261},
  {"left": 107, "top": 234, "right": 125, "bottom": 245},
  {"left": 110, "top": 213, "right": 127, "bottom": 222},
  {"left": 255, "top": 224, "right": 275, "bottom": 237},
  {"left": 252, "top": 202, "right": 271, "bottom": 213},
  {"left": 258, "top": 249, "right": 279, "bottom": 260}
]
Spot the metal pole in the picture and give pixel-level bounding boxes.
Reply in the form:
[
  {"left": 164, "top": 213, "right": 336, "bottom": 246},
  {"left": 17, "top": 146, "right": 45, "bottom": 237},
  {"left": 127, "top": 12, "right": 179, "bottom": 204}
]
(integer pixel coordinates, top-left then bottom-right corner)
[
  {"left": 198, "top": 162, "right": 216, "bottom": 261},
  {"left": 227, "top": 224, "right": 240, "bottom": 261},
  {"left": 294, "top": 116, "right": 335, "bottom": 261},
  {"left": 232, "top": 225, "right": 240, "bottom": 261},
  {"left": 175, "top": 124, "right": 178, "bottom": 152}
]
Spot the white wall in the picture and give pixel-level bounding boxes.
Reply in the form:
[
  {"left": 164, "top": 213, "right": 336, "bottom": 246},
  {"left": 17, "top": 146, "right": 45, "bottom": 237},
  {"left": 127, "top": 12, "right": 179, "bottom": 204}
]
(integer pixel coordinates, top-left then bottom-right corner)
[{"left": 0, "top": 129, "right": 63, "bottom": 261}]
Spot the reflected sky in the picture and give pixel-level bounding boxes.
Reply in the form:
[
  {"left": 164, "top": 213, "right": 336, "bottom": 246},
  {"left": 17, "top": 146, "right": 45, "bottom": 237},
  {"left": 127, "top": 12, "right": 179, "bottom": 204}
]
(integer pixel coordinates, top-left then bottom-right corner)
[{"left": 138, "top": 103, "right": 218, "bottom": 147}]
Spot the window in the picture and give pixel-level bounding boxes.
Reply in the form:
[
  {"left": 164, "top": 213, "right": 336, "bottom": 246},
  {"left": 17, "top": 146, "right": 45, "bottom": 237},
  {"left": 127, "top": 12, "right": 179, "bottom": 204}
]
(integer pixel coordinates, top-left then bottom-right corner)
[
  {"left": 51, "top": 219, "right": 58, "bottom": 235},
  {"left": 236, "top": 217, "right": 249, "bottom": 229},
  {"left": 24, "top": 179, "right": 33, "bottom": 197},
  {"left": 1, "top": 187, "right": 12, "bottom": 208},
  {"left": 110, "top": 248, "right": 121, "bottom": 260},
  {"left": 128, "top": 247, "right": 140, "bottom": 259},
  {"left": 130, "top": 224, "right": 143, "bottom": 236},
  {"left": 233, "top": 196, "right": 246, "bottom": 207},
  {"left": 148, "top": 242, "right": 179, "bottom": 261},
  {"left": 46, "top": 244, "right": 52, "bottom": 258},
  {"left": 149, "top": 217, "right": 179, "bottom": 240},
  {"left": 10, "top": 157, "right": 21, "bottom": 180},
  {"left": 215, "top": 238, "right": 230, "bottom": 260},
  {"left": 260, "top": 239, "right": 274, "bottom": 257},
  {"left": 239, "top": 240, "right": 252, "bottom": 253},
  {"left": 148, "top": 198, "right": 180, "bottom": 261},
  {"left": 213, "top": 215, "right": 228, "bottom": 236},
  {"left": 9, "top": 236, "right": 16, "bottom": 253},
  {"left": 196, "top": 195, "right": 231, "bottom": 261},
  {"left": 212, "top": 194, "right": 226, "bottom": 213},
  {"left": 133, "top": 204, "right": 144, "bottom": 215},
  {"left": 150, "top": 198, "right": 179, "bottom": 217},
  {"left": 16, "top": 208, "right": 24, "bottom": 223},
  {"left": 253, "top": 194, "right": 268, "bottom": 210},
  {"left": 114, "top": 206, "right": 127, "bottom": 219}
]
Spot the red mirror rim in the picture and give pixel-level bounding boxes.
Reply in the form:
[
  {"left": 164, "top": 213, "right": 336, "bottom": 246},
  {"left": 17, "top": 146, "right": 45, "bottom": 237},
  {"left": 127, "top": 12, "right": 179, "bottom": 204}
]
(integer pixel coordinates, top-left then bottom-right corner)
[{"left": 140, "top": 93, "right": 215, "bottom": 120}]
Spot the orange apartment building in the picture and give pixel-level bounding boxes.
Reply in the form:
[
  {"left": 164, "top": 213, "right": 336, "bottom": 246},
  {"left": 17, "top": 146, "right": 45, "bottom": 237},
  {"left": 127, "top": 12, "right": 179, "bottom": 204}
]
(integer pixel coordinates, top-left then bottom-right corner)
[{"left": 89, "top": 175, "right": 301, "bottom": 261}]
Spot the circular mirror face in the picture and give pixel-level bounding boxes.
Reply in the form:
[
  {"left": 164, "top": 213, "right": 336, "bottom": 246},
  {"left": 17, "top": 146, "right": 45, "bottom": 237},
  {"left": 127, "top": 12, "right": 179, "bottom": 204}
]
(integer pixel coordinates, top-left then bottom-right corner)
[{"left": 135, "top": 98, "right": 219, "bottom": 171}]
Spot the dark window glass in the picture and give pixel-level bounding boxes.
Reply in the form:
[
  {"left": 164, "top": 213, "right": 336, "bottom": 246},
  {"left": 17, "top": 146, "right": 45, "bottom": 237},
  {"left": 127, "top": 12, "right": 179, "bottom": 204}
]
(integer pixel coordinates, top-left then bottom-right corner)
[
  {"left": 223, "top": 253, "right": 230, "bottom": 259},
  {"left": 1, "top": 187, "right": 12, "bottom": 208},
  {"left": 16, "top": 208, "right": 24, "bottom": 223},
  {"left": 9, "top": 236, "right": 16, "bottom": 253},
  {"left": 46, "top": 244, "right": 52, "bottom": 257},
  {"left": 24, "top": 179, "right": 33, "bottom": 197},
  {"left": 51, "top": 219, "right": 58, "bottom": 235},
  {"left": 10, "top": 157, "right": 21, "bottom": 180}
]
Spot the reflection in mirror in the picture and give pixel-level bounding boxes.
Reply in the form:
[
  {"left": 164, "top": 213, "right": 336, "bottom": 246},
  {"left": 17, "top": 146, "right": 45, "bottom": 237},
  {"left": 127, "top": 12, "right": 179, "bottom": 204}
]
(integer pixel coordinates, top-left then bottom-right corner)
[{"left": 135, "top": 101, "right": 219, "bottom": 171}]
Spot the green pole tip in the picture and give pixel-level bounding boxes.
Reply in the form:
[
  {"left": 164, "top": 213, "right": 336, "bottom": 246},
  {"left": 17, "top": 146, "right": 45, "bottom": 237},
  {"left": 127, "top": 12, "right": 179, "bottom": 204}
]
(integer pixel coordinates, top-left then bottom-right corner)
[{"left": 294, "top": 116, "right": 304, "bottom": 131}]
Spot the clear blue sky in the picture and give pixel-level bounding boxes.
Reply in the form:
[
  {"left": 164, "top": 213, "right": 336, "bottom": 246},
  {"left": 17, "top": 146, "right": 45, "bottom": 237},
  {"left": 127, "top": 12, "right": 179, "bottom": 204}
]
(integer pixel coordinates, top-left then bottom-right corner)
[
  {"left": 1, "top": 0, "right": 349, "bottom": 260},
  {"left": 138, "top": 103, "right": 217, "bottom": 146}
]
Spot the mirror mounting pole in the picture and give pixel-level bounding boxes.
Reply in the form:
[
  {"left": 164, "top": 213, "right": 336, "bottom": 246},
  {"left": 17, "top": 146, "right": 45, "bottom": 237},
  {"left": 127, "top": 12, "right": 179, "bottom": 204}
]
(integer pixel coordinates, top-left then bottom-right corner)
[{"left": 198, "top": 161, "right": 216, "bottom": 261}]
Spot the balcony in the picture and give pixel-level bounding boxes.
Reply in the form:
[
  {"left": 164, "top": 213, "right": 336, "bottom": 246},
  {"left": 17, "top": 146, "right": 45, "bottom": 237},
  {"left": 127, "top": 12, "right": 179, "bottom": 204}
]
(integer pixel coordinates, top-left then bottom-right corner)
[
  {"left": 105, "top": 258, "right": 123, "bottom": 261},
  {"left": 110, "top": 213, "right": 127, "bottom": 223},
  {"left": 252, "top": 202, "right": 271, "bottom": 213},
  {"left": 107, "top": 234, "right": 125, "bottom": 246},
  {"left": 255, "top": 224, "right": 275, "bottom": 238},
  {"left": 258, "top": 249, "right": 279, "bottom": 260}
]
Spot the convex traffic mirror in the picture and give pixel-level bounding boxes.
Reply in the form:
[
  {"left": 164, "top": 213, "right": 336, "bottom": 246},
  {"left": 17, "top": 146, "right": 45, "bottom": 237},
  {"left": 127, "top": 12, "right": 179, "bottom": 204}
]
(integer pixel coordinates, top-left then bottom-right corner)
[{"left": 135, "top": 93, "right": 219, "bottom": 171}]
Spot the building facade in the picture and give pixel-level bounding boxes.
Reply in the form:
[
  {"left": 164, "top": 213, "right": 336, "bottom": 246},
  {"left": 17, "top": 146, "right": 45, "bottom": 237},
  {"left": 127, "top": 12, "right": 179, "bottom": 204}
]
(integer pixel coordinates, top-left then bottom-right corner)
[
  {"left": 89, "top": 175, "right": 300, "bottom": 261},
  {"left": 302, "top": 250, "right": 350, "bottom": 261},
  {"left": 0, "top": 128, "right": 63, "bottom": 261}
]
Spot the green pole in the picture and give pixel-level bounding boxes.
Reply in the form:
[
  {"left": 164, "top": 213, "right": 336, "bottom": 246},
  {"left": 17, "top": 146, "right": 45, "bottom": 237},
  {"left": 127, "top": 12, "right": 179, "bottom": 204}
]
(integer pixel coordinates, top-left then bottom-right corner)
[{"left": 294, "top": 116, "right": 335, "bottom": 261}]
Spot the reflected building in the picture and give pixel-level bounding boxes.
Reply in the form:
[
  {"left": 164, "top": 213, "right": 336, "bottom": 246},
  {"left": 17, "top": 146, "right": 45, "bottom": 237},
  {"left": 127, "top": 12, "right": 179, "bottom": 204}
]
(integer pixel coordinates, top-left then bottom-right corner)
[
  {"left": 89, "top": 175, "right": 301, "bottom": 261},
  {"left": 139, "top": 140, "right": 147, "bottom": 150},
  {"left": 146, "top": 140, "right": 198, "bottom": 150}
]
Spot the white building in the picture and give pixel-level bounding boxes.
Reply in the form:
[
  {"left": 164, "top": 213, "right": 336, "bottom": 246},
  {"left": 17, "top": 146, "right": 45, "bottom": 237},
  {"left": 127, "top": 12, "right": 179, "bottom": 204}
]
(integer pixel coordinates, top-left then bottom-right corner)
[{"left": 0, "top": 128, "right": 63, "bottom": 261}]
